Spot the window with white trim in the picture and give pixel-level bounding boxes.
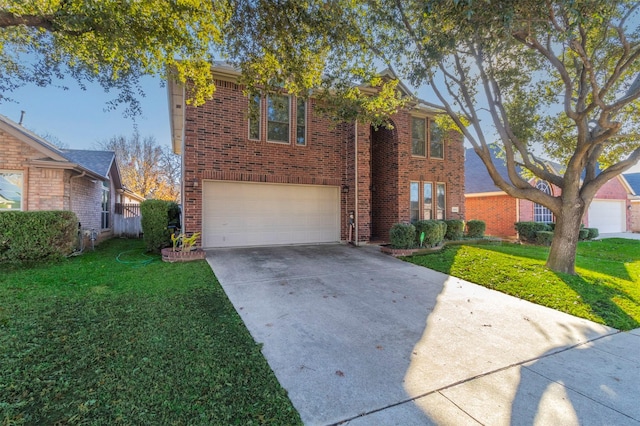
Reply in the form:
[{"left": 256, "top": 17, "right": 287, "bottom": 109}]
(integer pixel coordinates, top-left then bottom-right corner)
[
  {"left": 534, "top": 181, "right": 554, "bottom": 223},
  {"left": 0, "top": 171, "right": 22, "bottom": 210},
  {"left": 267, "top": 94, "right": 290, "bottom": 143}
]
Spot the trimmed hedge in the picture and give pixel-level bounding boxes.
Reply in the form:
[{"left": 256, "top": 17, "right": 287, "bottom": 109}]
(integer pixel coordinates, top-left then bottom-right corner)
[
  {"left": 0, "top": 210, "right": 78, "bottom": 263},
  {"left": 141, "top": 200, "right": 178, "bottom": 252},
  {"left": 515, "top": 222, "right": 552, "bottom": 243},
  {"left": 414, "top": 220, "right": 447, "bottom": 247},
  {"left": 579, "top": 228, "right": 590, "bottom": 240},
  {"left": 390, "top": 223, "right": 415, "bottom": 249},
  {"left": 466, "top": 220, "right": 486, "bottom": 238},
  {"left": 586, "top": 228, "right": 599, "bottom": 240},
  {"left": 536, "top": 230, "right": 554, "bottom": 246},
  {"left": 444, "top": 220, "right": 465, "bottom": 240}
]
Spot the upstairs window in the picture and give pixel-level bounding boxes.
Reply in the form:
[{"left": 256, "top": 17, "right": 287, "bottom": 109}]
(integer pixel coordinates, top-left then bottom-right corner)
[
  {"left": 0, "top": 171, "right": 23, "bottom": 210},
  {"left": 248, "top": 94, "right": 261, "bottom": 140},
  {"left": 267, "top": 94, "right": 290, "bottom": 143},
  {"left": 411, "top": 117, "right": 426, "bottom": 156},
  {"left": 296, "top": 99, "right": 306, "bottom": 146},
  {"left": 430, "top": 121, "right": 444, "bottom": 159}
]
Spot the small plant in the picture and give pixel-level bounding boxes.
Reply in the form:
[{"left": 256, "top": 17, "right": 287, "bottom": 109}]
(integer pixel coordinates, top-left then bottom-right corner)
[
  {"left": 536, "top": 230, "right": 554, "bottom": 246},
  {"left": 515, "top": 222, "right": 551, "bottom": 243},
  {"left": 171, "top": 232, "right": 201, "bottom": 252},
  {"left": 414, "top": 220, "right": 446, "bottom": 247},
  {"left": 586, "top": 228, "right": 599, "bottom": 240},
  {"left": 444, "top": 220, "right": 465, "bottom": 240},
  {"left": 579, "top": 229, "right": 590, "bottom": 240}
]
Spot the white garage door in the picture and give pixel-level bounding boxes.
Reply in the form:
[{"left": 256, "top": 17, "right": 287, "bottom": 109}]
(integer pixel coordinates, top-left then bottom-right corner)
[
  {"left": 202, "top": 181, "right": 340, "bottom": 248},
  {"left": 588, "top": 200, "right": 625, "bottom": 233}
]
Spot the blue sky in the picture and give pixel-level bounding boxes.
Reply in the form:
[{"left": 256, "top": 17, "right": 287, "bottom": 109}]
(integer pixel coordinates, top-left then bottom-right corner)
[{"left": 0, "top": 76, "right": 171, "bottom": 150}]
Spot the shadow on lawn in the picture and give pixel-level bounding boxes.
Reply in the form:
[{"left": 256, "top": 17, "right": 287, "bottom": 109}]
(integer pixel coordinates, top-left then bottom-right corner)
[{"left": 555, "top": 272, "right": 639, "bottom": 331}]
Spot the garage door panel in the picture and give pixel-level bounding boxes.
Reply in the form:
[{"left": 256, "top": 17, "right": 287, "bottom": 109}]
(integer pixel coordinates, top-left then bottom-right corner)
[
  {"left": 588, "top": 200, "right": 625, "bottom": 234},
  {"left": 203, "top": 181, "right": 340, "bottom": 247}
]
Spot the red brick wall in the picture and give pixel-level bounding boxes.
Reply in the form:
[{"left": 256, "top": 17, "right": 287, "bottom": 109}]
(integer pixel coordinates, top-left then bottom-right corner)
[
  {"left": 182, "top": 78, "right": 465, "bottom": 244},
  {"left": 370, "top": 124, "right": 399, "bottom": 240},
  {"left": 182, "top": 79, "right": 350, "bottom": 238},
  {"left": 630, "top": 202, "right": 640, "bottom": 232},
  {"left": 465, "top": 194, "right": 518, "bottom": 237}
]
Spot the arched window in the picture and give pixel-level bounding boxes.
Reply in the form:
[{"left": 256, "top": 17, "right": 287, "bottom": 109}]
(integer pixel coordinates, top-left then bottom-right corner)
[{"left": 534, "top": 181, "right": 554, "bottom": 223}]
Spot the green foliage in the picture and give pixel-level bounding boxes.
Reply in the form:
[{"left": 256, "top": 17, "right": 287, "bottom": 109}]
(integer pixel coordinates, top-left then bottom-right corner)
[
  {"left": 414, "top": 220, "right": 447, "bottom": 247},
  {"left": 536, "top": 230, "right": 554, "bottom": 246},
  {"left": 579, "top": 228, "right": 590, "bottom": 240},
  {"left": 515, "top": 222, "right": 552, "bottom": 243},
  {"left": 0, "top": 211, "right": 78, "bottom": 263},
  {"left": 587, "top": 228, "right": 599, "bottom": 240},
  {"left": 444, "top": 219, "right": 465, "bottom": 240},
  {"left": 0, "top": 239, "right": 302, "bottom": 425},
  {"left": 389, "top": 223, "right": 416, "bottom": 249},
  {"left": 405, "top": 239, "right": 640, "bottom": 331},
  {"left": 140, "top": 200, "right": 173, "bottom": 252},
  {"left": 466, "top": 220, "right": 486, "bottom": 238},
  {"left": 1, "top": 1, "right": 226, "bottom": 114}
]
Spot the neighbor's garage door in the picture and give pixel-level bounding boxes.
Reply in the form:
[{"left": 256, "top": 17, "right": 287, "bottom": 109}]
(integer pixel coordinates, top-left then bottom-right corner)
[
  {"left": 202, "top": 181, "right": 340, "bottom": 247},
  {"left": 588, "top": 200, "right": 625, "bottom": 233}
]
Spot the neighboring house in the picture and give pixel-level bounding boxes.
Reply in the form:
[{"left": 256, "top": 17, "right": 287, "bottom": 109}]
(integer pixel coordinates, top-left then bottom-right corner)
[
  {"left": 465, "top": 147, "right": 634, "bottom": 237},
  {"left": 168, "top": 64, "right": 465, "bottom": 248},
  {"left": 623, "top": 172, "right": 640, "bottom": 232},
  {"left": 0, "top": 113, "right": 131, "bottom": 242}
]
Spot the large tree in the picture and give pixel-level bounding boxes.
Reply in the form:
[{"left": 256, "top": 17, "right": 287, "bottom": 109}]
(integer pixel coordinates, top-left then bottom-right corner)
[
  {"left": 99, "top": 134, "right": 179, "bottom": 202},
  {"left": 226, "top": 0, "right": 640, "bottom": 274},
  {"left": 0, "top": 0, "right": 226, "bottom": 113}
]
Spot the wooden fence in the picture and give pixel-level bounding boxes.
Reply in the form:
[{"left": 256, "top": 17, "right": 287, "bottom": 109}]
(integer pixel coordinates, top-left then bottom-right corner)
[{"left": 114, "top": 203, "right": 142, "bottom": 237}]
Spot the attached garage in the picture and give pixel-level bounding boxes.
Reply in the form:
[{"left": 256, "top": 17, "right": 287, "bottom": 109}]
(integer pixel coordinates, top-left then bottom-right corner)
[
  {"left": 588, "top": 200, "right": 626, "bottom": 234},
  {"left": 202, "top": 181, "right": 341, "bottom": 248}
]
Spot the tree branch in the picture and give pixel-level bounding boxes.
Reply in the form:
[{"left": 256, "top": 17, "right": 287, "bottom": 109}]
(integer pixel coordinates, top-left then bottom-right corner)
[{"left": 0, "top": 12, "right": 55, "bottom": 30}]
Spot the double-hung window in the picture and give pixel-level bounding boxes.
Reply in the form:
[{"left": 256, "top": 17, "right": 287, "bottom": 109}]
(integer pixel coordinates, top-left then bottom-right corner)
[
  {"left": 0, "top": 171, "right": 23, "bottom": 210},
  {"left": 430, "top": 122, "right": 444, "bottom": 159},
  {"left": 411, "top": 117, "right": 426, "bottom": 156},
  {"left": 248, "top": 95, "right": 261, "bottom": 140},
  {"left": 410, "top": 182, "right": 420, "bottom": 223},
  {"left": 267, "top": 94, "right": 290, "bottom": 143},
  {"left": 411, "top": 182, "right": 446, "bottom": 222},
  {"left": 296, "top": 99, "right": 306, "bottom": 146},
  {"left": 423, "top": 182, "right": 433, "bottom": 220}
]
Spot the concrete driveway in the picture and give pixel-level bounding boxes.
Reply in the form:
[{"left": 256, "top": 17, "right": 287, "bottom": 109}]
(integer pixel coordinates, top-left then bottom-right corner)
[{"left": 206, "top": 244, "right": 639, "bottom": 425}]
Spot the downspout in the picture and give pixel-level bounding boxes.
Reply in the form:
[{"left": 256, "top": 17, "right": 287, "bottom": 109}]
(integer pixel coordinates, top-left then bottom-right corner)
[{"left": 354, "top": 120, "right": 359, "bottom": 245}]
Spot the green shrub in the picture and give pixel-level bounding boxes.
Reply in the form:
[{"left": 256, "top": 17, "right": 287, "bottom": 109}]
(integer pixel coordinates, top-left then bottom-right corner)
[
  {"left": 389, "top": 223, "right": 415, "bottom": 249},
  {"left": 0, "top": 210, "right": 78, "bottom": 263},
  {"left": 414, "top": 220, "right": 446, "bottom": 247},
  {"left": 586, "top": 228, "right": 599, "bottom": 240},
  {"left": 536, "top": 230, "right": 554, "bottom": 246},
  {"left": 515, "top": 222, "right": 551, "bottom": 243},
  {"left": 444, "top": 220, "right": 465, "bottom": 240},
  {"left": 466, "top": 220, "right": 486, "bottom": 238},
  {"left": 579, "top": 229, "right": 590, "bottom": 240},
  {"left": 547, "top": 223, "right": 556, "bottom": 231},
  {"left": 141, "top": 200, "right": 174, "bottom": 252}
]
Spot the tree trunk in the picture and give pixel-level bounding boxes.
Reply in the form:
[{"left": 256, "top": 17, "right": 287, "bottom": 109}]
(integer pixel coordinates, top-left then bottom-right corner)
[{"left": 545, "top": 203, "right": 585, "bottom": 275}]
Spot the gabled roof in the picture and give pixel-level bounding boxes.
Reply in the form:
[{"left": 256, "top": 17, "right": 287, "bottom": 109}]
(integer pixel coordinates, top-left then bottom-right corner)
[
  {"left": 61, "top": 150, "right": 115, "bottom": 179},
  {"left": 465, "top": 147, "right": 524, "bottom": 194},
  {"left": 623, "top": 172, "right": 640, "bottom": 196}
]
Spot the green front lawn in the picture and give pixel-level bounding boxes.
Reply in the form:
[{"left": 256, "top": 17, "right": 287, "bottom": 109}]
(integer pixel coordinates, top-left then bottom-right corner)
[
  {"left": 0, "top": 239, "right": 301, "bottom": 425},
  {"left": 405, "top": 238, "right": 640, "bottom": 331}
]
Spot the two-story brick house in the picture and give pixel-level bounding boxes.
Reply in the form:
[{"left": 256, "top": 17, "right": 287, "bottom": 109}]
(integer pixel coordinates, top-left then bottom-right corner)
[{"left": 169, "top": 64, "right": 465, "bottom": 247}]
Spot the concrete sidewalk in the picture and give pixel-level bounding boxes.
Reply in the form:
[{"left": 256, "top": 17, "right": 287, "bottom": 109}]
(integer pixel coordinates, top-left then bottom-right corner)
[{"left": 206, "top": 244, "right": 639, "bottom": 425}]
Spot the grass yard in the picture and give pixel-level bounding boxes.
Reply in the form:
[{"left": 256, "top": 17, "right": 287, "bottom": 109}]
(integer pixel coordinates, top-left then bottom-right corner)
[
  {"left": 405, "top": 238, "right": 640, "bottom": 331},
  {"left": 0, "top": 239, "right": 302, "bottom": 425}
]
